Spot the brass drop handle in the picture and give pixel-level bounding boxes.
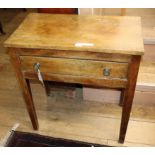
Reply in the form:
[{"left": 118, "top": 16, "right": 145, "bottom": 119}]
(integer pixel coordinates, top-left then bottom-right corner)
[
  {"left": 103, "top": 68, "right": 110, "bottom": 76},
  {"left": 34, "top": 63, "right": 40, "bottom": 72},
  {"left": 33, "top": 63, "right": 44, "bottom": 87}
]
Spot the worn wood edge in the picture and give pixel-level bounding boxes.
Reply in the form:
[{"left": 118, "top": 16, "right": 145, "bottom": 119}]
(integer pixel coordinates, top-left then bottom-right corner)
[
  {"left": 4, "top": 13, "right": 144, "bottom": 55},
  {"left": 4, "top": 48, "right": 132, "bottom": 63},
  {"left": 19, "top": 48, "right": 132, "bottom": 63},
  {"left": 4, "top": 45, "right": 144, "bottom": 56}
]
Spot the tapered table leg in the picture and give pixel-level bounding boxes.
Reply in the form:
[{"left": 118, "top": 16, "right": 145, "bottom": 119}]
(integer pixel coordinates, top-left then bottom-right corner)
[
  {"left": 119, "top": 55, "right": 141, "bottom": 143},
  {"left": 10, "top": 50, "right": 39, "bottom": 130}
]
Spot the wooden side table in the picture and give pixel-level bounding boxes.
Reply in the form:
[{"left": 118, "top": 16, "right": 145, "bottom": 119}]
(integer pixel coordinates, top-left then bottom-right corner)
[{"left": 4, "top": 13, "right": 144, "bottom": 143}]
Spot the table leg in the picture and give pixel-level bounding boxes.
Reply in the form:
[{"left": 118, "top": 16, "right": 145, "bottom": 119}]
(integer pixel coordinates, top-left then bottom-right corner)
[
  {"left": 10, "top": 50, "right": 39, "bottom": 130},
  {"left": 119, "top": 55, "right": 141, "bottom": 143}
]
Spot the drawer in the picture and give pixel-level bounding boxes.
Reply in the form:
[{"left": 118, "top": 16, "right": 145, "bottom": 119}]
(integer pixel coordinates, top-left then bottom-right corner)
[{"left": 20, "top": 56, "right": 128, "bottom": 79}]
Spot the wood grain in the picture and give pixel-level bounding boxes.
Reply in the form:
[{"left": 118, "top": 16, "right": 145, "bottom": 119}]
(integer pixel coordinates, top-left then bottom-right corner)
[
  {"left": 20, "top": 56, "right": 129, "bottom": 79},
  {"left": 17, "top": 48, "right": 131, "bottom": 63},
  {"left": 4, "top": 13, "right": 144, "bottom": 55},
  {"left": 23, "top": 72, "right": 128, "bottom": 89},
  {"left": 9, "top": 49, "right": 39, "bottom": 130},
  {"left": 119, "top": 55, "right": 141, "bottom": 143}
]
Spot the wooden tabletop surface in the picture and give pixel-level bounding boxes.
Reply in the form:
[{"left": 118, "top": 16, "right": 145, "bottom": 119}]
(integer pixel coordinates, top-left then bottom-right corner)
[{"left": 4, "top": 13, "right": 144, "bottom": 55}]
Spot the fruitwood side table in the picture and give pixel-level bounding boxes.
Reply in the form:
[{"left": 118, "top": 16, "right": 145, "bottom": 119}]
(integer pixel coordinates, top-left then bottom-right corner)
[{"left": 4, "top": 13, "right": 144, "bottom": 143}]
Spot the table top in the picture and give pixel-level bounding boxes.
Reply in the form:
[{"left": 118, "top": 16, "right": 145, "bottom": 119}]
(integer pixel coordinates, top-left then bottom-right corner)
[{"left": 4, "top": 13, "right": 144, "bottom": 55}]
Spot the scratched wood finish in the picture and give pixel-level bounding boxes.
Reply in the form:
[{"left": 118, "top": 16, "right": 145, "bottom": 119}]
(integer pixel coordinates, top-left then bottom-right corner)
[
  {"left": 9, "top": 49, "right": 39, "bottom": 130},
  {"left": 119, "top": 55, "right": 141, "bottom": 143},
  {"left": 20, "top": 56, "right": 129, "bottom": 79},
  {"left": 4, "top": 13, "right": 144, "bottom": 55}
]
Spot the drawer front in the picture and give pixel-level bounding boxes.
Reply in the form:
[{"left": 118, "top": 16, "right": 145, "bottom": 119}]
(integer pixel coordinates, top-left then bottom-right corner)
[{"left": 20, "top": 56, "right": 128, "bottom": 79}]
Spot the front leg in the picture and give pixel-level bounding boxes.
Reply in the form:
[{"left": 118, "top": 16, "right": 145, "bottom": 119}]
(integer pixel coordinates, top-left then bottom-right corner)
[{"left": 10, "top": 50, "right": 39, "bottom": 130}]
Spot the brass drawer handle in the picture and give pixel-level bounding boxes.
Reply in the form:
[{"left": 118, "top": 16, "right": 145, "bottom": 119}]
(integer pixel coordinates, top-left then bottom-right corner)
[
  {"left": 33, "top": 62, "right": 44, "bottom": 87},
  {"left": 103, "top": 68, "right": 110, "bottom": 76},
  {"left": 34, "top": 63, "right": 40, "bottom": 72}
]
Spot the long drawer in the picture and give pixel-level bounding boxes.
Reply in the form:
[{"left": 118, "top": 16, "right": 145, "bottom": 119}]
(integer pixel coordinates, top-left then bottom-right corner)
[{"left": 20, "top": 56, "right": 129, "bottom": 88}]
